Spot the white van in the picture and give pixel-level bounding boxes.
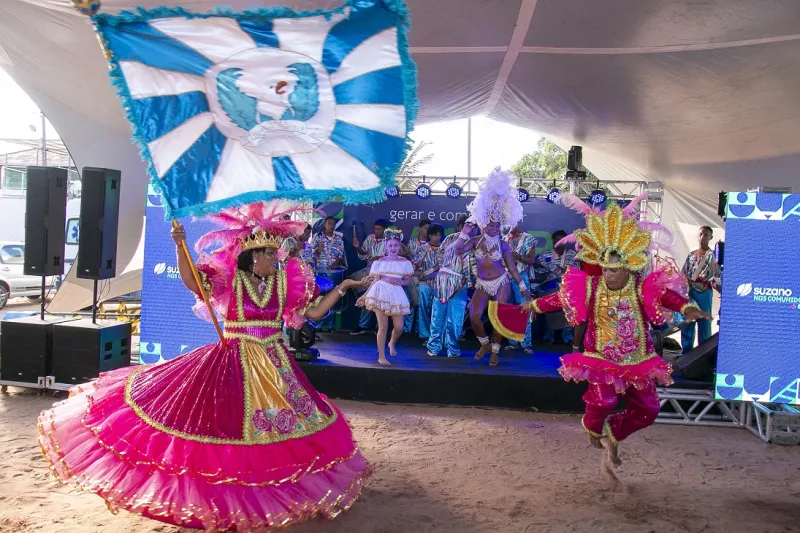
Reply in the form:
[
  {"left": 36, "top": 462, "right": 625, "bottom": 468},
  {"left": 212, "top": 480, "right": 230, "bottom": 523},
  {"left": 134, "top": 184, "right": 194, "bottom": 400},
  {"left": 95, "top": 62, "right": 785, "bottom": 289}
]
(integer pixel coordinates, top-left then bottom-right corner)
[{"left": 0, "top": 241, "right": 57, "bottom": 309}]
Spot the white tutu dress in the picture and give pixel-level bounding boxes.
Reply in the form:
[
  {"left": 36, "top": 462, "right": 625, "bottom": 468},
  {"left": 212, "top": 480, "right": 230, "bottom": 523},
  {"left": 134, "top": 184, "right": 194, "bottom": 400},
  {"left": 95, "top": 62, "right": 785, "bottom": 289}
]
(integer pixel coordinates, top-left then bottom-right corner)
[{"left": 361, "top": 258, "right": 413, "bottom": 316}]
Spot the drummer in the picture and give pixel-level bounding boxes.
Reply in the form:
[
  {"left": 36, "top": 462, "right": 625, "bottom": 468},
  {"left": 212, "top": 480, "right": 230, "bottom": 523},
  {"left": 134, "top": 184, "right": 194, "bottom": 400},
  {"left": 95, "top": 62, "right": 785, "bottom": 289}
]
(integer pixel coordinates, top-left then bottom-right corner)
[
  {"left": 282, "top": 223, "right": 316, "bottom": 269},
  {"left": 312, "top": 216, "right": 348, "bottom": 332},
  {"left": 532, "top": 229, "right": 578, "bottom": 344}
]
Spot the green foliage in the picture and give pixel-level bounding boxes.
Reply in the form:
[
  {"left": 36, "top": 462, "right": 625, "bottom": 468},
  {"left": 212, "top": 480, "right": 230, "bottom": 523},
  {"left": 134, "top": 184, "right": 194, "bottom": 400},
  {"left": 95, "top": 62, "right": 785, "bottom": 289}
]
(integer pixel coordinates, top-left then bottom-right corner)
[
  {"left": 399, "top": 140, "right": 434, "bottom": 176},
  {"left": 511, "top": 138, "right": 597, "bottom": 182}
]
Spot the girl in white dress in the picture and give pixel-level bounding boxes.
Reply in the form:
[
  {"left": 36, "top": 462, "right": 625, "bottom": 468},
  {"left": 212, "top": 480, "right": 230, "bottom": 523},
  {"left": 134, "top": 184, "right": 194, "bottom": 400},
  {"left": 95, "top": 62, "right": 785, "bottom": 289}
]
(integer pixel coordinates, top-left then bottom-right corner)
[{"left": 357, "top": 229, "right": 413, "bottom": 365}]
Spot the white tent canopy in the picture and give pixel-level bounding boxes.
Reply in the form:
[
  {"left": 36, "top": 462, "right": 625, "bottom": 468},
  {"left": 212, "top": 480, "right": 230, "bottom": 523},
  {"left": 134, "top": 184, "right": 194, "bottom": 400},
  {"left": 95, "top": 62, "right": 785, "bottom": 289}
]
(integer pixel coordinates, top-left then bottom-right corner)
[{"left": 2, "top": 0, "right": 798, "bottom": 311}]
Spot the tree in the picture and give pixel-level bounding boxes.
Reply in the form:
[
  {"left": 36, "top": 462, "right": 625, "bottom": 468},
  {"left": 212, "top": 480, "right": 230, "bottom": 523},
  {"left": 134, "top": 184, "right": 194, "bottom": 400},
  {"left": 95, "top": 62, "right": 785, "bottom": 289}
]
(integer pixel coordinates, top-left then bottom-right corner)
[
  {"left": 399, "top": 140, "right": 434, "bottom": 176},
  {"left": 511, "top": 138, "right": 597, "bottom": 181}
]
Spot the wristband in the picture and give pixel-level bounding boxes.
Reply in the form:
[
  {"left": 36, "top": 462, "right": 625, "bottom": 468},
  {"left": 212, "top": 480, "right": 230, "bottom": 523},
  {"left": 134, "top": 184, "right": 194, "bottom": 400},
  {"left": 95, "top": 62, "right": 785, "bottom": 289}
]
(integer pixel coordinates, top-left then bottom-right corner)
[
  {"left": 458, "top": 233, "right": 469, "bottom": 241},
  {"left": 336, "top": 285, "right": 346, "bottom": 297}
]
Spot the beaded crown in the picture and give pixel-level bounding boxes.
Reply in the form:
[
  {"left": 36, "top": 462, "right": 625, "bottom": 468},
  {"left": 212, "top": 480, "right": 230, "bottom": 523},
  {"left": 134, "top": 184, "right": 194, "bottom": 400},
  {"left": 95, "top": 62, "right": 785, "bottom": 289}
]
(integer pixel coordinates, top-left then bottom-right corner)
[
  {"left": 239, "top": 229, "right": 282, "bottom": 251},
  {"left": 384, "top": 228, "right": 403, "bottom": 241},
  {"left": 574, "top": 203, "right": 651, "bottom": 271}
]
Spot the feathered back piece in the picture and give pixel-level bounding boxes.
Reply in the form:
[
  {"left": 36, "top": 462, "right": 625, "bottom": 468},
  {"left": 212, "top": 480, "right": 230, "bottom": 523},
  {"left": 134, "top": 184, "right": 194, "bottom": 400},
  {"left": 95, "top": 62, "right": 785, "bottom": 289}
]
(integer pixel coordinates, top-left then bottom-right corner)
[
  {"left": 466, "top": 167, "right": 523, "bottom": 229},
  {"left": 554, "top": 191, "right": 677, "bottom": 258},
  {"left": 195, "top": 201, "right": 315, "bottom": 256}
]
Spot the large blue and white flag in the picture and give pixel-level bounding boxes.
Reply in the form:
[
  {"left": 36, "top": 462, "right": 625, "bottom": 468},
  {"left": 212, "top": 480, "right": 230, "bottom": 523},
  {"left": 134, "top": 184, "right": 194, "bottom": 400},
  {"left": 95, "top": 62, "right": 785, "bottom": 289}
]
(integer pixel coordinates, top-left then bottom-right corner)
[{"left": 91, "top": 0, "right": 417, "bottom": 218}]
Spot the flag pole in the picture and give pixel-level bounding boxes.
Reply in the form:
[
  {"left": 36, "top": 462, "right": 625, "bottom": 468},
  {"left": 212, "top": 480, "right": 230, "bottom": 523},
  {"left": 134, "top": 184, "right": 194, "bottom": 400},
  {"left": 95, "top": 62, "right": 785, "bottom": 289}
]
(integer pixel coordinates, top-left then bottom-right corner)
[{"left": 172, "top": 220, "right": 226, "bottom": 344}]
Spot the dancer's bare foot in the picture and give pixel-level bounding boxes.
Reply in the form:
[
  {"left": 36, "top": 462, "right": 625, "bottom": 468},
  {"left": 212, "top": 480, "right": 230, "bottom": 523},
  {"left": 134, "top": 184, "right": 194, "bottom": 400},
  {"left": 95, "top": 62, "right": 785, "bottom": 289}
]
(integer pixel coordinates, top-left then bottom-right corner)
[
  {"left": 589, "top": 435, "right": 602, "bottom": 449},
  {"left": 474, "top": 343, "right": 491, "bottom": 360},
  {"left": 489, "top": 352, "right": 499, "bottom": 366},
  {"left": 600, "top": 437, "right": 621, "bottom": 467},
  {"left": 601, "top": 460, "right": 627, "bottom": 492},
  {"left": 378, "top": 358, "right": 392, "bottom": 366},
  {"left": 388, "top": 342, "right": 397, "bottom": 357}
]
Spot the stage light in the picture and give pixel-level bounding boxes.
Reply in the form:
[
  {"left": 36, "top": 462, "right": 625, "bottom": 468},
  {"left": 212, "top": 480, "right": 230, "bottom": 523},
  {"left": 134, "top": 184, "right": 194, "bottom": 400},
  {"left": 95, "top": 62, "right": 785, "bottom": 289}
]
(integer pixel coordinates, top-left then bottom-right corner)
[
  {"left": 546, "top": 187, "right": 561, "bottom": 203},
  {"left": 517, "top": 188, "right": 529, "bottom": 203},
  {"left": 446, "top": 183, "right": 462, "bottom": 199},
  {"left": 416, "top": 184, "right": 432, "bottom": 199},
  {"left": 385, "top": 186, "right": 400, "bottom": 198},
  {"left": 589, "top": 189, "right": 607, "bottom": 207}
]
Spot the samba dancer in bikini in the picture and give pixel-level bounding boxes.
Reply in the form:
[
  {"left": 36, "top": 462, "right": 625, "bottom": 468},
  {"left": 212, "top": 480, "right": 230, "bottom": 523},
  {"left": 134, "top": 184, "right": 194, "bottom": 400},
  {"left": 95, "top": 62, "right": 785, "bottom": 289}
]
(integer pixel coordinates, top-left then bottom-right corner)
[{"left": 454, "top": 169, "right": 530, "bottom": 366}]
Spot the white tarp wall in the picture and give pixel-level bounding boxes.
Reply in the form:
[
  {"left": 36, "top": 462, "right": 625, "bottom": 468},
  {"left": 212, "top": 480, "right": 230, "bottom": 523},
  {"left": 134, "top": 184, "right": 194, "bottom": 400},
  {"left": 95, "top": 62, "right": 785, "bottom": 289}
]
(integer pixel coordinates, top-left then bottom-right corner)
[{"left": 2, "top": 0, "right": 799, "bottom": 311}]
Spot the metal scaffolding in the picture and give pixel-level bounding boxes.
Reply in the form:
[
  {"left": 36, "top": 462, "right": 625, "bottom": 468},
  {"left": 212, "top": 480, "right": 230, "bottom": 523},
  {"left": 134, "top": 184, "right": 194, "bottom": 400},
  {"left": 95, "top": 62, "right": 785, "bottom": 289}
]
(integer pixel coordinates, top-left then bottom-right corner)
[{"left": 395, "top": 175, "right": 664, "bottom": 222}]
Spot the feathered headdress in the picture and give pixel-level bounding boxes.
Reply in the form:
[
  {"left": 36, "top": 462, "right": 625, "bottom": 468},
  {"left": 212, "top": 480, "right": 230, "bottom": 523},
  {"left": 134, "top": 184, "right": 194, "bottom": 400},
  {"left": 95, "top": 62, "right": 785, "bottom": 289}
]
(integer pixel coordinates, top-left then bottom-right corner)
[
  {"left": 195, "top": 201, "right": 315, "bottom": 257},
  {"left": 466, "top": 167, "right": 523, "bottom": 229},
  {"left": 555, "top": 192, "right": 677, "bottom": 259},
  {"left": 574, "top": 204, "right": 651, "bottom": 271},
  {"left": 190, "top": 201, "right": 319, "bottom": 322}
]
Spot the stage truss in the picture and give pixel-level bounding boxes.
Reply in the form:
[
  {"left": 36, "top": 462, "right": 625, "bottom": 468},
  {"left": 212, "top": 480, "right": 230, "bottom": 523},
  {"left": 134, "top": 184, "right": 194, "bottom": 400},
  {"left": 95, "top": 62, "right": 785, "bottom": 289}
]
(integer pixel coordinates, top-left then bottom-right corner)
[
  {"left": 745, "top": 402, "right": 800, "bottom": 445},
  {"left": 395, "top": 176, "right": 664, "bottom": 222},
  {"left": 656, "top": 387, "right": 745, "bottom": 428}
]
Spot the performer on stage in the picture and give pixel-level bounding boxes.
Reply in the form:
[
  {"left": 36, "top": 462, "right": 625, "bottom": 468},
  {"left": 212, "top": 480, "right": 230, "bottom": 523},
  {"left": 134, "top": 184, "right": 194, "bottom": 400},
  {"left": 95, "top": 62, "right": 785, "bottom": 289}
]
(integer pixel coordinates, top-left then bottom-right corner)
[
  {"left": 503, "top": 223, "right": 537, "bottom": 354},
  {"left": 357, "top": 229, "right": 413, "bottom": 366},
  {"left": 524, "top": 203, "right": 711, "bottom": 465},
  {"left": 415, "top": 223, "right": 445, "bottom": 343},
  {"left": 532, "top": 229, "right": 578, "bottom": 345},
  {"left": 405, "top": 219, "right": 431, "bottom": 336},
  {"left": 350, "top": 219, "right": 390, "bottom": 335},
  {"left": 455, "top": 169, "right": 530, "bottom": 366},
  {"left": 427, "top": 217, "right": 478, "bottom": 357},
  {"left": 37, "top": 202, "right": 373, "bottom": 531},
  {"left": 312, "top": 216, "right": 348, "bottom": 331},
  {"left": 281, "top": 222, "right": 315, "bottom": 268}
]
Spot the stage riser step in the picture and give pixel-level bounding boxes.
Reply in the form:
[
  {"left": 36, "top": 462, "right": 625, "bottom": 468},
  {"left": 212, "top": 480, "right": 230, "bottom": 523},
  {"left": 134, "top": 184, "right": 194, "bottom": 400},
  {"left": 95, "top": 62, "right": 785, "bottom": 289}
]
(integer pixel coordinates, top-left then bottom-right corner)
[{"left": 300, "top": 364, "right": 586, "bottom": 412}]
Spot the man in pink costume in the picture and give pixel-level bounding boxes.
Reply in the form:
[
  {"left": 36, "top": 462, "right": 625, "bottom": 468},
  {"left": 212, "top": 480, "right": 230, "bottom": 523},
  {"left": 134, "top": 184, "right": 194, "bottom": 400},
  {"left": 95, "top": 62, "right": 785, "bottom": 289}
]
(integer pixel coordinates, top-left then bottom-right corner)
[{"left": 527, "top": 203, "right": 711, "bottom": 466}]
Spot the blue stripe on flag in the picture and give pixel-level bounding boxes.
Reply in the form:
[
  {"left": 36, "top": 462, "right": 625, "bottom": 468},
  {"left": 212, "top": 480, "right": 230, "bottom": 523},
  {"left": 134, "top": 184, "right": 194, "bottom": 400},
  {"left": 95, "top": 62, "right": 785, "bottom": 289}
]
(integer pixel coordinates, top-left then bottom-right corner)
[
  {"left": 159, "top": 125, "right": 227, "bottom": 209},
  {"left": 333, "top": 66, "right": 404, "bottom": 105},
  {"left": 132, "top": 91, "right": 209, "bottom": 144},
  {"left": 272, "top": 157, "right": 305, "bottom": 191},
  {"left": 322, "top": 5, "right": 396, "bottom": 74},
  {"left": 102, "top": 22, "right": 213, "bottom": 76},
  {"left": 330, "top": 120, "right": 406, "bottom": 175},
  {"left": 236, "top": 19, "right": 279, "bottom": 48}
]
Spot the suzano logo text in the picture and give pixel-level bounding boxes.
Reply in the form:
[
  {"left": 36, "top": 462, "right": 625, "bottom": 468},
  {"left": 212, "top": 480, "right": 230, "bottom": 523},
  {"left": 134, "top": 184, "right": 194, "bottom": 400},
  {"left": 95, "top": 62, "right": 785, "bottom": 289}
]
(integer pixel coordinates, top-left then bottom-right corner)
[
  {"left": 737, "top": 283, "right": 798, "bottom": 303},
  {"left": 154, "top": 262, "right": 181, "bottom": 279}
]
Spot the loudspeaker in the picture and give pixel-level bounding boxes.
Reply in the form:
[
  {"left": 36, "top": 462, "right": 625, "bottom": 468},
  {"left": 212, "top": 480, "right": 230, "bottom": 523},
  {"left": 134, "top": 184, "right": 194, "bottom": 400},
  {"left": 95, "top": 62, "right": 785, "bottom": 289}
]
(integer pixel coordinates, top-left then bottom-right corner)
[
  {"left": 717, "top": 191, "right": 727, "bottom": 218},
  {"left": 77, "top": 167, "right": 121, "bottom": 280},
  {"left": 23, "top": 166, "right": 67, "bottom": 276},
  {"left": 674, "top": 333, "right": 718, "bottom": 382},
  {"left": 51, "top": 319, "right": 131, "bottom": 385},
  {"left": 0, "top": 316, "right": 76, "bottom": 383}
]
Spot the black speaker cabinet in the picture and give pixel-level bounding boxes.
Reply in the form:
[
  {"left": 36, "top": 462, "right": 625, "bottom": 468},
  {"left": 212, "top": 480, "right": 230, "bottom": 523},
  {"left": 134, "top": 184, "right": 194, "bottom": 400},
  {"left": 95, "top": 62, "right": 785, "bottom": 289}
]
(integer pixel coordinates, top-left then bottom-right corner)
[
  {"left": 77, "top": 167, "right": 121, "bottom": 280},
  {"left": 51, "top": 319, "right": 131, "bottom": 385},
  {"left": 675, "top": 332, "right": 718, "bottom": 382},
  {"left": 0, "top": 316, "right": 76, "bottom": 383},
  {"left": 24, "top": 166, "right": 68, "bottom": 276}
]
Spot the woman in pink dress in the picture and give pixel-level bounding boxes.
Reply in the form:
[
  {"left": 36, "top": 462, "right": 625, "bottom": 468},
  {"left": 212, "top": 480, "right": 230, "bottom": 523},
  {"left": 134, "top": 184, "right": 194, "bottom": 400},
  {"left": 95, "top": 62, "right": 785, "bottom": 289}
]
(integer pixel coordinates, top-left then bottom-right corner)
[{"left": 38, "top": 202, "right": 372, "bottom": 531}]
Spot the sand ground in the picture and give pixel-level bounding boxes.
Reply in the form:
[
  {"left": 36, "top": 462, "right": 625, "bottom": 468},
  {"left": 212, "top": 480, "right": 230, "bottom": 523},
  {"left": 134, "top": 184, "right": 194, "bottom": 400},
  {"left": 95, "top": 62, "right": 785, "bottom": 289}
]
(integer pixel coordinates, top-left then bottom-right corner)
[{"left": 1, "top": 389, "right": 799, "bottom": 533}]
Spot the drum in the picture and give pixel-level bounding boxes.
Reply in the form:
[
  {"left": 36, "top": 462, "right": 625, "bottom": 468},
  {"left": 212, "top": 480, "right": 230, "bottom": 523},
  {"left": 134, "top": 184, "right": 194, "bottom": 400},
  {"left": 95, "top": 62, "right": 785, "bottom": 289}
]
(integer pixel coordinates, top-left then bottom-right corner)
[
  {"left": 349, "top": 267, "right": 371, "bottom": 296},
  {"left": 317, "top": 268, "right": 346, "bottom": 311}
]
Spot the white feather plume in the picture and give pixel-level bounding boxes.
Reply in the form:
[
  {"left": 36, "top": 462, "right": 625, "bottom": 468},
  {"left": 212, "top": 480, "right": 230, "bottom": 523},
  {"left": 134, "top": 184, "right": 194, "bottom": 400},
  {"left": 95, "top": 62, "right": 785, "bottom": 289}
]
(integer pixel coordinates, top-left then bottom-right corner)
[{"left": 466, "top": 167, "right": 523, "bottom": 229}]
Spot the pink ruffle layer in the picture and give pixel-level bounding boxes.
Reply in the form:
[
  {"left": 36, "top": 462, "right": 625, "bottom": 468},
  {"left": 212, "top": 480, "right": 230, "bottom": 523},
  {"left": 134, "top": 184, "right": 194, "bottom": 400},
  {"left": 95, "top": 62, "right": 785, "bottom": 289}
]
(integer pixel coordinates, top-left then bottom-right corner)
[
  {"left": 558, "top": 352, "right": 673, "bottom": 394},
  {"left": 38, "top": 370, "right": 371, "bottom": 531}
]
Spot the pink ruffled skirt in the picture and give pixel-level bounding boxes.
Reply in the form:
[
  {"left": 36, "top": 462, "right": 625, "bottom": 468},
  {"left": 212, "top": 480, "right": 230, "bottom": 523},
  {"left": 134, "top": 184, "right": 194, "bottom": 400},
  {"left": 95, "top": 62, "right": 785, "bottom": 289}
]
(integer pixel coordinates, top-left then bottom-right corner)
[
  {"left": 558, "top": 352, "right": 673, "bottom": 394},
  {"left": 37, "top": 340, "right": 371, "bottom": 531}
]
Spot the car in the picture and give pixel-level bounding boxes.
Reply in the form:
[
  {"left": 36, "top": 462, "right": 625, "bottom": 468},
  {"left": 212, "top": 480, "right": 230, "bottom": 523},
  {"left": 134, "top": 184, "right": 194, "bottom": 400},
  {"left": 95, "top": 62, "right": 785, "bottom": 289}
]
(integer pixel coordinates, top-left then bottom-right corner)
[{"left": 0, "top": 241, "right": 57, "bottom": 309}]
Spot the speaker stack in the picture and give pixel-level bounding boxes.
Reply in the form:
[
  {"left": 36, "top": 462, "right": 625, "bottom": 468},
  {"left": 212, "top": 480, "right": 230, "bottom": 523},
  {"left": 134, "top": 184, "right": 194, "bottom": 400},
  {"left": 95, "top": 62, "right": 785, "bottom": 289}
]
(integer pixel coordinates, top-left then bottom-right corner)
[
  {"left": 1, "top": 166, "right": 71, "bottom": 386},
  {"left": 0, "top": 166, "right": 130, "bottom": 390}
]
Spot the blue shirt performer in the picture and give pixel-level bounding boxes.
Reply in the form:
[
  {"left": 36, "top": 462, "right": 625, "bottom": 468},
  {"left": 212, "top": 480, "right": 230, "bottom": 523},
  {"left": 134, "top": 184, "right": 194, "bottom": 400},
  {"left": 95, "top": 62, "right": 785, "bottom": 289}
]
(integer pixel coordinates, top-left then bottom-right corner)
[{"left": 426, "top": 216, "right": 479, "bottom": 358}]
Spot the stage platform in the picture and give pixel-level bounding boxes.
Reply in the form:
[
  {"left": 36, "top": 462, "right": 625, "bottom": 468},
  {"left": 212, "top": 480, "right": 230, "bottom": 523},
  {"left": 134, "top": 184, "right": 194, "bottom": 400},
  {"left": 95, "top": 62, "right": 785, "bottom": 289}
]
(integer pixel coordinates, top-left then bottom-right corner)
[{"left": 299, "top": 333, "right": 709, "bottom": 412}]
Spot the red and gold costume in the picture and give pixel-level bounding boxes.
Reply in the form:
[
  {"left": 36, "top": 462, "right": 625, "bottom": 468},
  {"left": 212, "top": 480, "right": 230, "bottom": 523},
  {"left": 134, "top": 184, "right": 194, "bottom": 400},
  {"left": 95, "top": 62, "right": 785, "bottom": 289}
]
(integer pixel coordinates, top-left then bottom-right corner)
[{"left": 493, "top": 202, "right": 697, "bottom": 444}]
